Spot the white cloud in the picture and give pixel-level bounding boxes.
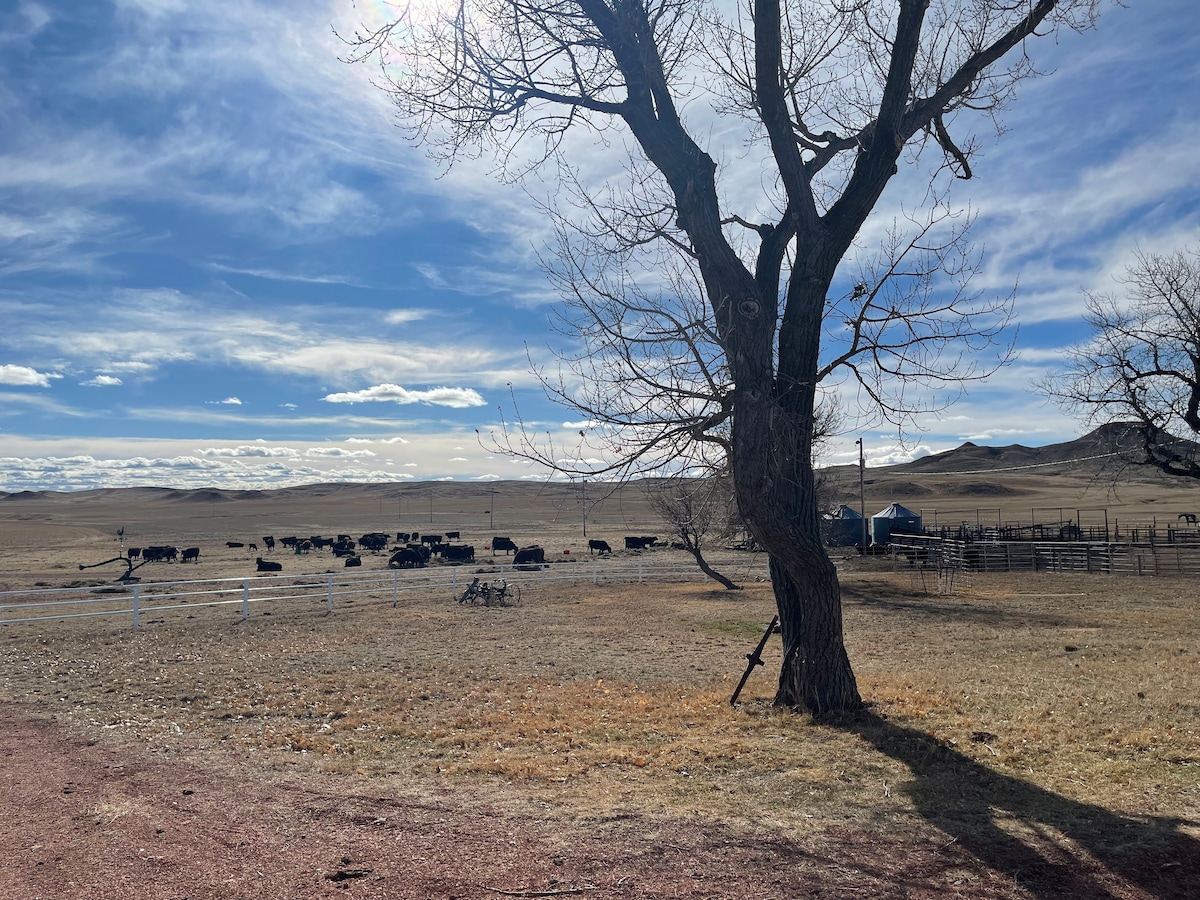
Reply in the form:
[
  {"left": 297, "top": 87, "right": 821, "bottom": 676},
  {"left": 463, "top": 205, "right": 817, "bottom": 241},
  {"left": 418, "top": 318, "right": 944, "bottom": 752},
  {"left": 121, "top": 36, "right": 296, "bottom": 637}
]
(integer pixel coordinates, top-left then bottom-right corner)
[
  {"left": 196, "top": 445, "right": 300, "bottom": 458},
  {"left": 305, "top": 447, "right": 376, "bottom": 458},
  {"left": 322, "top": 384, "right": 487, "bottom": 408},
  {"left": 383, "top": 309, "right": 433, "bottom": 325},
  {"left": 81, "top": 374, "right": 123, "bottom": 387},
  {"left": 0, "top": 364, "right": 55, "bottom": 386}
]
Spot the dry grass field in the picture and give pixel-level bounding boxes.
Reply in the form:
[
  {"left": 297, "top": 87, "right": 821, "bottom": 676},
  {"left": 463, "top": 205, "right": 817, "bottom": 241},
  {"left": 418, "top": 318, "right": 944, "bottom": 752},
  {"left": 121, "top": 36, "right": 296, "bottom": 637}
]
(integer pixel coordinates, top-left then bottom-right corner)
[{"left": 1, "top": 469, "right": 1199, "bottom": 898}]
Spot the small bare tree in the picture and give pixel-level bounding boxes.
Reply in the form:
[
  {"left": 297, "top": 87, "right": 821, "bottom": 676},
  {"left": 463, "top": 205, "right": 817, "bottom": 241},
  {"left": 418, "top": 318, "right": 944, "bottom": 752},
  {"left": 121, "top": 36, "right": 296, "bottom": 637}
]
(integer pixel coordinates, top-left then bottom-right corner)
[
  {"left": 646, "top": 470, "right": 741, "bottom": 590},
  {"left": 1043, "top": 246, "right": 1200, "bottom": 479},
  {"left": 348, "top": 0, "right": 1104, "bottom": 712}
]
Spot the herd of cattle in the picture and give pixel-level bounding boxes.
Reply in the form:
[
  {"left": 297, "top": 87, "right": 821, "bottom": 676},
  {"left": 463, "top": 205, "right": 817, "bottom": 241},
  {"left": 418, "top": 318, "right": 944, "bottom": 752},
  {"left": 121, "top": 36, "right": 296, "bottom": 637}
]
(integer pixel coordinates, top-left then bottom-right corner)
[{"left": 120, "top": 531, "right": 662, "bottom": 574}]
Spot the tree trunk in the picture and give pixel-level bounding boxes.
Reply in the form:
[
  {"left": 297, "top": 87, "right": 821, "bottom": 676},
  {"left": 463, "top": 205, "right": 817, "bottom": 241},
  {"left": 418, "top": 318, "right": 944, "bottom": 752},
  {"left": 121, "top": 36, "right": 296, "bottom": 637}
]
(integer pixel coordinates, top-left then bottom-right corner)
[
  {"left": 769, "top": 554, "right": 860, "bottom": 712},
  {"left": 688, "top": 546, "right": 742, "bottom": 590},
  {"left": 730, "top": 393, "right": 863, "bottom": 713},
  {"left": 725, "top": 264, "right": 862, "bottom": 713}
]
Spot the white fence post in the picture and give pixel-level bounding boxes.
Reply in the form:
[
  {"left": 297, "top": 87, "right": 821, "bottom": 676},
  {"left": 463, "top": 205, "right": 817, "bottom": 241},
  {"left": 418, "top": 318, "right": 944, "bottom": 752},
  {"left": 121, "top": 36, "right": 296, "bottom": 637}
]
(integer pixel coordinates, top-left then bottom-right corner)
[
  {"left": 327, "top": 573, "right": 334, "bottom": 613},
  {"left": 242, "top": 579, "right": 250, "bottom": 620},
  {"left": 131, "top": 584, "right": 140, "bottom": 628}
]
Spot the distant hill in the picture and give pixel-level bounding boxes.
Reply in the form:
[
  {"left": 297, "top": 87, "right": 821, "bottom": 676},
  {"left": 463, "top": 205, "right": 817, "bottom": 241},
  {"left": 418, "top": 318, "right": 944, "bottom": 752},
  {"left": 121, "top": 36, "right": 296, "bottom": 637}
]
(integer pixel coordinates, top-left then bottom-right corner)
[{"left": 883, "top": 423, "right": 1149, "bottom": 476}]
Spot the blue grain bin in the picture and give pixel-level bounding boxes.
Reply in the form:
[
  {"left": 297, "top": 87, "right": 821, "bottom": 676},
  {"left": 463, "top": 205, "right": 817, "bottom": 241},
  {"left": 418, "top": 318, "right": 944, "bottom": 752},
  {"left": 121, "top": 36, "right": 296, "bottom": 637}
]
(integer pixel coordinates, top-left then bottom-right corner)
[
  {"left": 871, "top": 502, "right": 922, "bottom": 544},
  {"left": 824, "top": 504, "right": 866, "bottom": 546}
]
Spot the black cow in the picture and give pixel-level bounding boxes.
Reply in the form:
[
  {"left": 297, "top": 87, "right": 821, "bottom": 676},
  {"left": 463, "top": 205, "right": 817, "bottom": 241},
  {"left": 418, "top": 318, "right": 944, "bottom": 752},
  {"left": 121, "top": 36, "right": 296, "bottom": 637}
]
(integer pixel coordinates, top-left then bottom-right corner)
[
  {"left": 624, "top": 536, "right": 658, "bottom": 550},
  {"left": 262, "top": 536, "right": 276, "bottom": 552},
  {"left": 441, "top": 544, "right": 475, "bottom": 563},
  {"left": 397, "top": 532, "right": 411, "bottom": 543},
  {"left": 144, "top": 545, "right": 178, "bottom": 562},
  {"left": 444, "top": 531, "right": 460, "bottom": 541},
  {"left": 256, "top": 557, "right": 282, "bottom": 572},
  {"left": 421, "top": 534, "right": 443, "bottom": 546},
  {"left": 588, "top": 539, "right": 612, "bottom": 555},
  {"left": 388, "top": 547, "right": 425, "bottom": 569},
  {"left": 226, "top": 541, "right": 244, "bottom": 548},
  {"left": 344, "top": 556, "right": 362, "bottom": 567},
  {"left": 181, "top": 547, "right": 200, "bottom": 563},
  {"left": 127, "top": 548, "right": 141, "bottom": 560},
  {"left": 492, "top": 536, "right": 518, "bottom": 555},
  {"left": 513, "top": 545, "right": 545, "bottom": 565},
  {"left": 280, "top": 536, "right": 299, "bottom": 549},
  {"left": 359, "top": 533, "right": 390, "bottom": 552}
]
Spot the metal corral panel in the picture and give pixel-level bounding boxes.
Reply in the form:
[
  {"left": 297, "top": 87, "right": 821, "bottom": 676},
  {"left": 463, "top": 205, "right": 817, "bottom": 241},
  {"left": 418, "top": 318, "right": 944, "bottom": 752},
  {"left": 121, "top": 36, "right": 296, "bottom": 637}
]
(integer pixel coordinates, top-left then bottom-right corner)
[{"left": 917, "top": 539, "right": 1200, "bottom": 576}]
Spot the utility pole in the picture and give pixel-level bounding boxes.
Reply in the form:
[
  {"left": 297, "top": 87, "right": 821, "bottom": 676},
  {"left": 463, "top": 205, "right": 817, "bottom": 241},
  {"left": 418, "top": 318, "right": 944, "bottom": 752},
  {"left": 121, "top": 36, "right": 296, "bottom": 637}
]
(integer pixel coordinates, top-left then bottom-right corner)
[
  {"left": 582, "top": 478, "right": 587, "bottom": 537},
  {"left": 857, "top": 438, "right": 868, "bottom": 549},
  {"left": 489, "top": 485, "right": 495, "bottom": 531}
]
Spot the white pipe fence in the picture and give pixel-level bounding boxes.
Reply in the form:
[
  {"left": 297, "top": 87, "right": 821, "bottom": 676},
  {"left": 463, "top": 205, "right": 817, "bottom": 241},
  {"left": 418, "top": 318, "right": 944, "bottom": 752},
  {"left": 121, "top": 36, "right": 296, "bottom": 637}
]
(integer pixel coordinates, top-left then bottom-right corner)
[{"left": 1, "top": 557, "right": 758, "bottom": 629}]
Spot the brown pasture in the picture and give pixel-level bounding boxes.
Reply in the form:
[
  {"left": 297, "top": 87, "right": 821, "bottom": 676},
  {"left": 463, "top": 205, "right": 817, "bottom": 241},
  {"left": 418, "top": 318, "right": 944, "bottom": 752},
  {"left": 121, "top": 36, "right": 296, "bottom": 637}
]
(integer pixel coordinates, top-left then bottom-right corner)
[{"left": 1, "top": 472, "right": 1198, "bottom": 898}]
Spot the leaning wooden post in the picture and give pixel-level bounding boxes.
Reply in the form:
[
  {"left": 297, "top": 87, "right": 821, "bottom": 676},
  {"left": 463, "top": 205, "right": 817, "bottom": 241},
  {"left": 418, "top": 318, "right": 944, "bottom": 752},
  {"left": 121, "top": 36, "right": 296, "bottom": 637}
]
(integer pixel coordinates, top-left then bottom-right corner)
[{"left": 731, "top": 615, "right": 779, "bottom": 705}]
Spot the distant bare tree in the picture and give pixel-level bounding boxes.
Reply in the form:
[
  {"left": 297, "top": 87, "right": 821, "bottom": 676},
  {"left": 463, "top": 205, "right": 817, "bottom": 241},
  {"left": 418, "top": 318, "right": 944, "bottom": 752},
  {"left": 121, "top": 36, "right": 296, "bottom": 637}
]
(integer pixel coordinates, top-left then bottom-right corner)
[
  {"left": 349, "top": 0, "right": 1103, "bottom": 712},
  {"left": 1044, "top": 246, "right": 1200, "bottom": 480},
  {"left": 646, "top": 472, "right": 741, "bottom": 590}
]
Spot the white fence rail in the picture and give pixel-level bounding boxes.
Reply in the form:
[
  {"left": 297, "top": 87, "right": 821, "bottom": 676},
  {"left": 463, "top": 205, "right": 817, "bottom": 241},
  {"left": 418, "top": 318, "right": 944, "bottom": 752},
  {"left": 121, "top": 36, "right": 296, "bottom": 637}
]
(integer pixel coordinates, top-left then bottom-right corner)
[{"left": 1, "top": 558, "right": 748, "bottom": 629}]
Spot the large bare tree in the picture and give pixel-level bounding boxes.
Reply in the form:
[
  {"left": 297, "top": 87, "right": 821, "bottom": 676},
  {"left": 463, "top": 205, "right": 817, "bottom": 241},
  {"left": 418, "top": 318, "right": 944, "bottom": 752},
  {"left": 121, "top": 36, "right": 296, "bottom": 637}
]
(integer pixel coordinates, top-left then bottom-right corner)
[
  {"left": 1044, "top": 246, "right": 1200, "bottom": 480},
  {"left": 348, "top": 0, "right": 1102, "bottom": 712}
]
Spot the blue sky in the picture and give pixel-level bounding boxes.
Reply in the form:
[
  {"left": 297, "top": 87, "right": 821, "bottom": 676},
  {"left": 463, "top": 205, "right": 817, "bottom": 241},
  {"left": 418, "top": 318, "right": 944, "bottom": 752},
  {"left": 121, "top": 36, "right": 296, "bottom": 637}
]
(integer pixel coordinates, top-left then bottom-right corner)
[{"left": 1, "top": 0, "right": 1197, "bottom": 492}]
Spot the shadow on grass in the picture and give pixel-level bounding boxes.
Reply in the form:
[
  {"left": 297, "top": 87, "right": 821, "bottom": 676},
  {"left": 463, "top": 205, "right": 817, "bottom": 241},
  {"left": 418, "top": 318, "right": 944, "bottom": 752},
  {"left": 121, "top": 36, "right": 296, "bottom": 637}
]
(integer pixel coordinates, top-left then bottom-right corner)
[
  {"left": 841, "top": 584, "right": 1087, "bottom": 629},
  {"left": 835, "top": 709, "right": 1199, "bottom": 899}
]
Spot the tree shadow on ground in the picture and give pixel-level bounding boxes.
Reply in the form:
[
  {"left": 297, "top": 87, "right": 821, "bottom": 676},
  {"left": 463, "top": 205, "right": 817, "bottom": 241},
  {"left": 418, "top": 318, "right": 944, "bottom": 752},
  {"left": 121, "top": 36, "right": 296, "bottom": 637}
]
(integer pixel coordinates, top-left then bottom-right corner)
[
  {"left": 835, "top": 709, "right": 1199, "bottom": 898},
  {"left": 840, "top": 585, "right": 1091, "bottom": 629}
]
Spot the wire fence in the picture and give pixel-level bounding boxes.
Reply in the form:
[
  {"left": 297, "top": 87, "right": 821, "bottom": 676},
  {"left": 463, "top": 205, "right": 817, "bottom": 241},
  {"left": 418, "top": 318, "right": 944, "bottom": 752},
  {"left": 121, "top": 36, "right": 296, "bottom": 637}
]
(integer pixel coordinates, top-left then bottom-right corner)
[{"left": 1, "top": 557, "right": 760, "bottom": 629}]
